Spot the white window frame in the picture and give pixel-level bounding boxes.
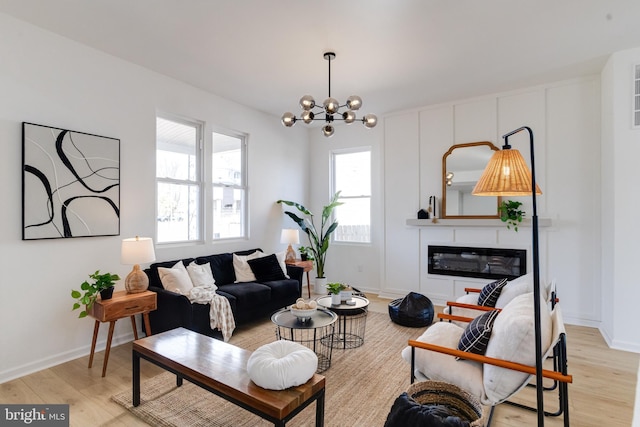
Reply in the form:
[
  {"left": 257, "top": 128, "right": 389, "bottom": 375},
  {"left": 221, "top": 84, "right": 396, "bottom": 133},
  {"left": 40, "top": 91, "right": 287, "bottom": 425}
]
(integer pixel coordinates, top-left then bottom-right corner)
[
  {"left": 155, "top": 113, "right": 204, "bottom": 244},
  {"left": 331, "top": 146, "right": 372, "bottom": 244},
  {"left": 210, "top": 127, "right": 248, "bottom": 241}
]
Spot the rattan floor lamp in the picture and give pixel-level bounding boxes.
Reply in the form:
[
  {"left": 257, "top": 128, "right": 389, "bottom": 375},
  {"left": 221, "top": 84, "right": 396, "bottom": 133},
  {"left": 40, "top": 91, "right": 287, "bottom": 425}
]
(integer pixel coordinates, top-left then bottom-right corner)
[{"left": 472, "top": 126, "right": 545, "bottom": 426}]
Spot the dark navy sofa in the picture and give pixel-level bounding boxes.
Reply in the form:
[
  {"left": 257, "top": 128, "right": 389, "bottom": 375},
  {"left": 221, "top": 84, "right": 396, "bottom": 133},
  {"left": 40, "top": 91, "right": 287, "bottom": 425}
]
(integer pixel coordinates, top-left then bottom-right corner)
[{"left": 144, "top": 248, "right": 303, "bottom": 338}]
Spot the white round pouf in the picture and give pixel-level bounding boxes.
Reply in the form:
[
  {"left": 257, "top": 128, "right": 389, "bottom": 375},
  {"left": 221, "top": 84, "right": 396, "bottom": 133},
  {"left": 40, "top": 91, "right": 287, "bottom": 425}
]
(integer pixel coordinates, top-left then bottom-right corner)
[{"left": 247, "top": 340, "right": 318, "bottom": 390}]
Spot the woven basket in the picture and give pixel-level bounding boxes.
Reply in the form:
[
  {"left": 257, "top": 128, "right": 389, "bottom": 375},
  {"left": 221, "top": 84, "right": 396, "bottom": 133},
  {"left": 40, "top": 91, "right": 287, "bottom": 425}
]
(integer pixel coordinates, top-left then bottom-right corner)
[{"left": 407, "top": 381, "right": 486, "bottom": 427}]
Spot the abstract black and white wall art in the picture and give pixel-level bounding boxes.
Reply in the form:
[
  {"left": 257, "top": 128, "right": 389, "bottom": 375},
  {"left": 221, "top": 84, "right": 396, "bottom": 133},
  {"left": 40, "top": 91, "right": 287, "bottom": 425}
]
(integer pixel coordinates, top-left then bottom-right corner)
[{"left": 22, "top": 122, "right": 120, "bottom": 240}]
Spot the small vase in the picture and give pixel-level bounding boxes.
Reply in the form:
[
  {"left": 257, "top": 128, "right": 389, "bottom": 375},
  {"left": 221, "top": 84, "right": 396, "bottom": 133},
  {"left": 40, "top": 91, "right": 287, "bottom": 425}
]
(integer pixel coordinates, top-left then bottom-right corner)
[
  {"left": 99, "top": 287, "right": 114, "bottom": 300},
  {"left": 331, "top": 293, "right": 341, "bottom": 305}
]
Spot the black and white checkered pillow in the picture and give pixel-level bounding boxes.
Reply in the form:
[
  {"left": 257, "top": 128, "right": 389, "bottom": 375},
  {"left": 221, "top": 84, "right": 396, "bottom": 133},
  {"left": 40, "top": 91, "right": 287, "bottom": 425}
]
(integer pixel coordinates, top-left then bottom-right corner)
[
  {"left": 457, "top": 309, "right": 500, "bottom": 356},
  {"left": 477, "top": 278, "right": 508, "bottom": 307}
]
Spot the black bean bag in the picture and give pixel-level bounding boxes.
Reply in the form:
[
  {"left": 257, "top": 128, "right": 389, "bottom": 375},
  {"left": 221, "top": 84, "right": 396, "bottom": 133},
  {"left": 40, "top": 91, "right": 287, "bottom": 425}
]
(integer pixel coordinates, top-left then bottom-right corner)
[{"left": 388, "top": 292, "right": 434, "bottom": 327}]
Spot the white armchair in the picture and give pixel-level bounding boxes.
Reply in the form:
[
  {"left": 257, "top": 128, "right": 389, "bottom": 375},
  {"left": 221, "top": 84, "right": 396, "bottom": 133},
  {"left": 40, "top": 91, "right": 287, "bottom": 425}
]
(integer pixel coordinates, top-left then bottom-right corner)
[{"left": 403, "top": 292, "right": 571, "bottom": 426}]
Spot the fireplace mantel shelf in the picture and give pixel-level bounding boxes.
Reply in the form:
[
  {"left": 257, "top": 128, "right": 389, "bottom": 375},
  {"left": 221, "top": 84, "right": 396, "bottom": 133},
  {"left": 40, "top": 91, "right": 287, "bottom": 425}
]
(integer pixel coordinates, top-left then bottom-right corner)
[{"left": 406, "top": 218, "right": 552, "bottom": 227}]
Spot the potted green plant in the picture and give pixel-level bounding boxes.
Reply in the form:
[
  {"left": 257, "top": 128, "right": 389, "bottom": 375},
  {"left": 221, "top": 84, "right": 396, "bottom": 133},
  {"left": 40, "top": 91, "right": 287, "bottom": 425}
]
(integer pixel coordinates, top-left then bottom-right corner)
[
  {"left": 71, "top": 270, "right": 121, "bottom": 318},
  {"left": 298, "top": 246, "right": 314, "bottom": 261},
  {"left": 499, "top": 200, "right": 525, "bottom": 232},
  {"left": 326, "top": 282, "right": 346, "bottom": 305},
  {"left": 277, "top": 192, "right": 343, "bottom": 293}
]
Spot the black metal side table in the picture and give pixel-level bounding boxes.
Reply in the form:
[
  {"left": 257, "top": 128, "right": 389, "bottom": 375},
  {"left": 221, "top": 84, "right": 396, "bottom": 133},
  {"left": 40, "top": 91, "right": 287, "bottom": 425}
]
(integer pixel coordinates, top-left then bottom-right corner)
[
  {"left": 316, "top": 296, "right": 369, "bottom": 349},
  {"left": 271, "top": 307, "right": 337, "bottom": 373}
]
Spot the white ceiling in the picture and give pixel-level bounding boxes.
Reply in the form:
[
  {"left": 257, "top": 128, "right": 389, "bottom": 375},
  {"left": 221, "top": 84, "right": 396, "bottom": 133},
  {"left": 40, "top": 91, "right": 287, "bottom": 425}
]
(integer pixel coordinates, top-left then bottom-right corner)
[{"left": 2, "top": 0, "right": 640, "bottom": 118}]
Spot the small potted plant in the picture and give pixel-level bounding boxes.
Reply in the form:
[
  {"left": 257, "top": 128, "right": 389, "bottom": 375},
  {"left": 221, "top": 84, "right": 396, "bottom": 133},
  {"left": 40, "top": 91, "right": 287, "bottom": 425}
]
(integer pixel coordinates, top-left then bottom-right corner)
[
  {"left": 71, "top": 270, "right": 121, "bottom": 318},
  {"left": 499, "top": 200, "right": 525, "bottom": 232},
  {"left": 298, "top": 246, "right": 314, "bottom": 261},
  {"left": 326, "top": 282, "right": 346, "bottom": 305}
]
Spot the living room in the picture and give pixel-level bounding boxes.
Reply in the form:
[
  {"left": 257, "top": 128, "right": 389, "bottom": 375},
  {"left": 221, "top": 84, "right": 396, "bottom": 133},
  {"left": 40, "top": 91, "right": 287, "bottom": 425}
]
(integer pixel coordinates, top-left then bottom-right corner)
[{"left": 1, "top": 1, "right": 639, "bottom": 425}]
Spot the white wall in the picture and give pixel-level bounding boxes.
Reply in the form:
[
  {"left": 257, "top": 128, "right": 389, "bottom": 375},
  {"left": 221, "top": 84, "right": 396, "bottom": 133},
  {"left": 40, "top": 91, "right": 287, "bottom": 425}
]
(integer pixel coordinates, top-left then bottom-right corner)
[
  {"left": 382, "top": 77, "right": 604, "bottom": 330},
  {"left": 0, "top": 13, "right": 308, "bottom": 382},
  {"left": 600, "top": 48, "right": 640, "bottom": 352}
]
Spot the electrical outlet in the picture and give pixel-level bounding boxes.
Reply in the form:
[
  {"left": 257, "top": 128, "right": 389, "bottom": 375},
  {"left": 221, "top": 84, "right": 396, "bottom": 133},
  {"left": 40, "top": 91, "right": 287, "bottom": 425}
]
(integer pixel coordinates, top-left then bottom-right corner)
[{"left": 357, "top": 265, "right": 363, "bottom": 273}]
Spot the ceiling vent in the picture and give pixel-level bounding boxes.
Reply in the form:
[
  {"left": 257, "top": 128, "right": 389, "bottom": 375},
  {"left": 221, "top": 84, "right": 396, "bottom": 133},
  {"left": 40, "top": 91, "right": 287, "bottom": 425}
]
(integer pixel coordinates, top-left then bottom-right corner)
[{"left": 635, "top": 64, "right": 640, "bottom": 127}]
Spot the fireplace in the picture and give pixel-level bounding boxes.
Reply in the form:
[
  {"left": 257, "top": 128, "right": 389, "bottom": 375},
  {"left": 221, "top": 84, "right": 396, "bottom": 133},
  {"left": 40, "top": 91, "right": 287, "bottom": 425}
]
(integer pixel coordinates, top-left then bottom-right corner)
[{"left": 428, "top": 245, "right": 526, "bottom": 281}]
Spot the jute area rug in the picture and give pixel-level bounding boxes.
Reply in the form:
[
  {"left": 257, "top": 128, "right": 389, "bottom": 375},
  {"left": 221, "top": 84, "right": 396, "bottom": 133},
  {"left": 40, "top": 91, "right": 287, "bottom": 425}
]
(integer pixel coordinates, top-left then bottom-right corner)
[{"left": 112, "top": 311, "right": 424, "bottom": 426}]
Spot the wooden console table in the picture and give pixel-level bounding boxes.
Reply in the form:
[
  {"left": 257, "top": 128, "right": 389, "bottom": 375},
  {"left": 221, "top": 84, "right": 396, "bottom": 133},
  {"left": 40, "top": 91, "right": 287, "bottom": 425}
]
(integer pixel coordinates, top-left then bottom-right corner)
[
  {"left": 133, "top": 328, "right": 326, "bottom": 426},
  {"left": 88, "top": 290, "right": 156, "bottom": 377}
]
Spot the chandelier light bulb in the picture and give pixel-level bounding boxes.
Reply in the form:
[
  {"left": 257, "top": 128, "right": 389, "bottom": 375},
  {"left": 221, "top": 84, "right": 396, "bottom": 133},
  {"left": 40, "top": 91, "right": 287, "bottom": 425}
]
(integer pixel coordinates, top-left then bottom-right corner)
[
  {"left": 323, "top": 97, "right": 339, "bottom": 114},
  {"left": 322, "top": 124, "right": 335, "bottom": 137},
  {"left": 299, "top": 95, "right": 315, "bottom": 110},
  {"left": 301, "top": 110, "right": 315, "bottom": 124},
  {"left": 346, "top": 95, "right": 362, "bottom": 111},
  {"left": 342, "top": 110, "right": 356, "bottom": 124},
  {"left": 363, "top": 113, "right": 378, "bottom": 128},
  {"left": 281, "top": 112, "right": 296, "bottom": 127}
]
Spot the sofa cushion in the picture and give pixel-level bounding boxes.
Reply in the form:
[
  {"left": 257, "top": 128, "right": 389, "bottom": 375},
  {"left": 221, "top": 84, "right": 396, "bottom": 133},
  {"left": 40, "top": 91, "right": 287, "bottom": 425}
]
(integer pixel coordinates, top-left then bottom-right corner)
[
  {"left": 216, "top": 282, "right": 271, "bottom": 309},
  {"left": 149, "top": 258, "right": 195, "bottom": 289},
  {"left": 261, "top": 279, "right": 300, "bottom": 301},
  {"left": 457, "top": 309, "right": 500, "bottom": 356},
  {"left": 248, "top": 254, "right": 286, "bottom": 282},
  {"left": 158, "top": 261, "right": 193, "bottom": 295},
  {"left": 401, "top": 322, "right": 485, "bottom": 401},
  {"left": 187, "top": 261, "right": 217, "bottom": 289},
  {"left": 233, "top": 251, "right": 263, "bottom": 282},
  {"left": 483, "top": 292, "right": 553, "bottom": 404},
  {"left": 197, "top": 253, "right": 235, "bottom": 286},
  {"left": 477, "top": 278, "right": 508, "bottom": 307}
]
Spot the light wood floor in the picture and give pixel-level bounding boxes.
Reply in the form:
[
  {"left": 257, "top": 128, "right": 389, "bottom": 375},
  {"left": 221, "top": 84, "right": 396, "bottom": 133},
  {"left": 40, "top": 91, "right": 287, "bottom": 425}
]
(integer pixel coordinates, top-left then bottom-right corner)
[{"left": 1, "top": 294, "right": 637, "bottom": 426}]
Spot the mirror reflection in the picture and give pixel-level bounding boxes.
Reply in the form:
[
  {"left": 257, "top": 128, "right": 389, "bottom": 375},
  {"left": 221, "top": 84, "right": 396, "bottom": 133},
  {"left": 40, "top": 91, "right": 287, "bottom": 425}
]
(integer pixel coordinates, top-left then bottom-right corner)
[{"left": 442, "top": 141, "right": 501, "bottom": 218}]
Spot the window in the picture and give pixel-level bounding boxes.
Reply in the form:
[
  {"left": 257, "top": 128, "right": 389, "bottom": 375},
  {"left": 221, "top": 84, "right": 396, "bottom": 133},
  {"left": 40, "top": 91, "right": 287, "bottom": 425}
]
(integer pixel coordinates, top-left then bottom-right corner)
[
  {"left": 156, "top": 116, "right": 202, "bottom": 243},
  {"left": 156, "top": 116, "right": 248, "bottom": 244},
  {"left": 212, "top": 130, "right": 247, "bottom": 240},
  {"left": 332, "top": 148, "right": 371, "bottom": 243}
]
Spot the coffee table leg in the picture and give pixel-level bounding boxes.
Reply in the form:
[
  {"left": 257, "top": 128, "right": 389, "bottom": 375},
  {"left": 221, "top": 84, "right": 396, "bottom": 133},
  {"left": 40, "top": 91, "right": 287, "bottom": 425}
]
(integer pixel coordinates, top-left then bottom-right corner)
[
  {"left": 316, "top": 388, "right": 325, "bottom": 427},
  {"left": 132, "top": 351, "right": 141, "bottom": 407}
]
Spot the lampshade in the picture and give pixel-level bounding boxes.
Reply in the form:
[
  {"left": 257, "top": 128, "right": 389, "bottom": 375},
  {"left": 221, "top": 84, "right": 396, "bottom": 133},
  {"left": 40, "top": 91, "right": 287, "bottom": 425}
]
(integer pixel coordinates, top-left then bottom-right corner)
[
  {"left": 280, "top": 229, "right": 300, "bottom": 245},
  {"left": 121, "top": 236, "right": 156, "bottom": 265},
  {"left": 472, "top": 148, "right": 542, "bottom": 196}
]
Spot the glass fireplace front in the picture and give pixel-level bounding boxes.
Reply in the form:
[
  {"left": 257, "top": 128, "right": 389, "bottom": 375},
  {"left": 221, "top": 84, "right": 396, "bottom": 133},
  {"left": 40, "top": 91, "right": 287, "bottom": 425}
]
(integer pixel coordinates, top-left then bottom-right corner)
[{"left": 428, "top": 245, "right": 526, "bottom": 281}]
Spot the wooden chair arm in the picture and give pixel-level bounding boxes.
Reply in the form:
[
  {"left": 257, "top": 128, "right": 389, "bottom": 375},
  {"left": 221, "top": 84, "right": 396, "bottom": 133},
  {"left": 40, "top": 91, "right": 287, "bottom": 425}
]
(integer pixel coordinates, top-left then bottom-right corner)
[
  {"left": 446, "top": 301, "right": 498, "bottom": 312},
  {"left": 437, "top": 313, "right": 474, "bottom": 323},
  {"left": 408, "top": 340, "right": 573, "bottom": 384},
  {"left": 465, "top": 287, "right": 482, "bottom": 294}
]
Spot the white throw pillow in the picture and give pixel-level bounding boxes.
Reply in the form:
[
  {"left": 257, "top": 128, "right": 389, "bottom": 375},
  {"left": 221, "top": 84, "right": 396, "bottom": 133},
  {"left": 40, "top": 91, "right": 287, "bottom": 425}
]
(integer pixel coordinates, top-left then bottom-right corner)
[
  {"left": 187, "top": 261, "right": 217, "bottom": 289},
  {"left": 483, "top": 292, "right": 553, "bottom": 404},
  {"left": 247, "top": 340, "right": 317, "bottom": 390},
  {"left": 233, "top": 251, "right": 264, "bottom": 283},
  {"left": 275, "top": 251, "right": 290, "bottom": 278},
  {"left": 401, "top": 322, "right": 485, "bottom": 402},
  {"left": 158, "top": 261, "right": 193, "bottom": 295}
]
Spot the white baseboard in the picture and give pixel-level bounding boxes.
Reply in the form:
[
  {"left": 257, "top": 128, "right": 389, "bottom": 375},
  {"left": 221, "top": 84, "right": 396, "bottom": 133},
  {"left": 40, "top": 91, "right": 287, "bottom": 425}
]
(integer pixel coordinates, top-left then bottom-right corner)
[{"left": 0, "top": 330, "right": 136, "bottom": 384}]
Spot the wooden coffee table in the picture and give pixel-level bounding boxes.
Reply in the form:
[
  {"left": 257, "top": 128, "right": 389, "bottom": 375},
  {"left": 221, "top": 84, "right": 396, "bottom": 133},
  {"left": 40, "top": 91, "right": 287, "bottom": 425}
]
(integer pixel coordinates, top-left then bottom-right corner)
[{"left": 132, "top": 328, "right": 326, "bottom": 427}]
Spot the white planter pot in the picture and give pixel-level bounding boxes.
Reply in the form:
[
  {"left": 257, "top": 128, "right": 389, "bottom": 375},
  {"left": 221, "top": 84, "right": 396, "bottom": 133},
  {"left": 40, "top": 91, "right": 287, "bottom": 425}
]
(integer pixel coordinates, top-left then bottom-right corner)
[
  {"left": 315, "top": 277, "right": 327, "bottom": 295},
  {"left": 331, "top": 293, "right": 342, "bottom": 305}
]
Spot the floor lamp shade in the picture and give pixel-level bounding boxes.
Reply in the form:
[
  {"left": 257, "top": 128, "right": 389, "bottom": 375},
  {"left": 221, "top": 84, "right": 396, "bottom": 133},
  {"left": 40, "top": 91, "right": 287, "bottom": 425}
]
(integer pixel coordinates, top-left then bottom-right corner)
[
  {"left": 121, "top": 237, "right": 156, "bottom": 293},
  {"left": 280, "top": 228, "right": 300, "bottom": 263},
  {"left": 472, "top": 148, "right": 542, "bottom": 196}
]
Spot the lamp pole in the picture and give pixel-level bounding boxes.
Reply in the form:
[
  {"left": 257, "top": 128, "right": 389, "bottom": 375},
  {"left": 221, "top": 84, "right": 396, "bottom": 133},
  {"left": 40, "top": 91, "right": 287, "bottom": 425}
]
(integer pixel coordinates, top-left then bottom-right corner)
[{"left": 502, "top": 126, "right": 544, "bottom": 426}]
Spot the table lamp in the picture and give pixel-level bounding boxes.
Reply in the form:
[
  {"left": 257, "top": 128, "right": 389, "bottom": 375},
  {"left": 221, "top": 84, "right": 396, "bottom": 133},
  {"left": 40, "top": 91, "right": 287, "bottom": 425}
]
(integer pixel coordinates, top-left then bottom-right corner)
[
  {"left": 280, "top": 228, "right": 300, "bottom": 263},
  {"left": 121, "top": 236, "right": 156, "bottom": 293}
]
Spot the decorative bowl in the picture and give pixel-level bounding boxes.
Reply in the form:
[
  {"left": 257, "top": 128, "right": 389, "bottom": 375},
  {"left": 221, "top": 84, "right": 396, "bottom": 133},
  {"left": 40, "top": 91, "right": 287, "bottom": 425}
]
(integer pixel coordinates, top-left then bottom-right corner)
[{"left": 290, "top": 307, "right": 316, "bottom": 322}]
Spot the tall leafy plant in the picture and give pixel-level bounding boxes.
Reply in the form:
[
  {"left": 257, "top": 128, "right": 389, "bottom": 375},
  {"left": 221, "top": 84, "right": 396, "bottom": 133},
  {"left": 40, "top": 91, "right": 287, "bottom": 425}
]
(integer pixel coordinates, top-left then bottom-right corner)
[{"left": 277, "top": 192, "right": 343, "bottom": 279}]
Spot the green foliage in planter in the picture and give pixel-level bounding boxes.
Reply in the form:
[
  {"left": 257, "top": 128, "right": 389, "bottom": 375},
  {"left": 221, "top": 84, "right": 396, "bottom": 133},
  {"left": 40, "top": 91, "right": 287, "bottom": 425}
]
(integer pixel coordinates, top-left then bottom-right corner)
[
  {"left": 71, "top": 270, "right": 121, "bottom": 318},
  {"left": 498, "top": 200, "right": 525, "bottom": 232},
  {"left": 326, "top": 282, "right": 346, "bottom": 295},
  {"left": 277, "top": 192, "right": 343, "bottom": 279},
  {"left": 298, "top": 246, "right": 314, "bottom": 261}
]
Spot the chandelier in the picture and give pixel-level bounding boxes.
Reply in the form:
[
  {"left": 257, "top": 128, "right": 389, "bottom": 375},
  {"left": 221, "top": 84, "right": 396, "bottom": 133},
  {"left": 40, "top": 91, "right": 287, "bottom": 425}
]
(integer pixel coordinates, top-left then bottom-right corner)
[{"left": 281, "top": 52, "right": 378, "bottom": 137}]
